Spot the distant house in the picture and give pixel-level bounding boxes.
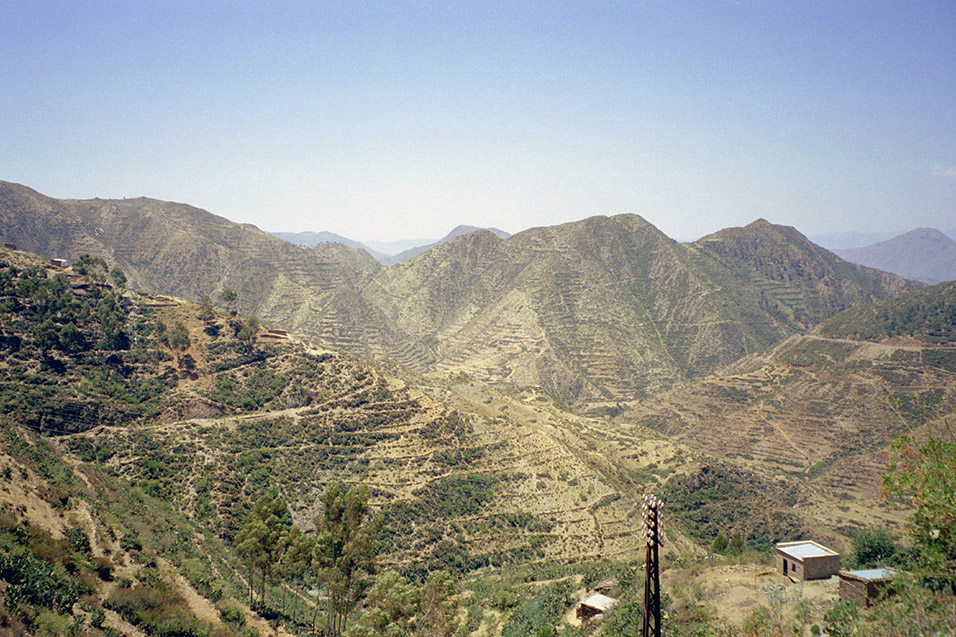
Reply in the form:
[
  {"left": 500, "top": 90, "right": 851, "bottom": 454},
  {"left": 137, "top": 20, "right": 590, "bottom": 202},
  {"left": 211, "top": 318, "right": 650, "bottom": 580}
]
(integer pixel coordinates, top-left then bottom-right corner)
[
  {"left": 50, "top": 258, "right": 68, "bottom": 268},
  {"left": 576, "top": 592, "right": 617, "bottom": 622},
  {"left": 776, "top": 540, "right": 840, "bottom": 581},
  {"left": 839, "top": 568, "right": 895, "bottom": 607},
  {"left": 592, "top": 578, "right": 618, "bottom": 595}
]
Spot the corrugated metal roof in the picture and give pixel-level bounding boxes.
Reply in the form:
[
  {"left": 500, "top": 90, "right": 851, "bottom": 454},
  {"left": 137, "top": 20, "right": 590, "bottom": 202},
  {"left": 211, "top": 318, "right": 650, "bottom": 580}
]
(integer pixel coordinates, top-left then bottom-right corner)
[
  {"left": 776, "top": 540, "right": 839, "bottom": 560},
  {"left": 580, "top": 593, "right": 618, "bottom": 612}
]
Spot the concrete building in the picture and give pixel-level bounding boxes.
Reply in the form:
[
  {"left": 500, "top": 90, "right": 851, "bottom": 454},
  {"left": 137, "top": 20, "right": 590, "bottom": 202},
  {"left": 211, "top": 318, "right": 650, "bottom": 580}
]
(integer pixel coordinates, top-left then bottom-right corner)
[
  {"left": 776, "top": 540, "right": 840, "bottom": 581},
  {"left": 576, "top": 592, "right": 617, "bottom": 622},
  {"left": 839, "top": 568, "right": 895, "bottom": 607}
]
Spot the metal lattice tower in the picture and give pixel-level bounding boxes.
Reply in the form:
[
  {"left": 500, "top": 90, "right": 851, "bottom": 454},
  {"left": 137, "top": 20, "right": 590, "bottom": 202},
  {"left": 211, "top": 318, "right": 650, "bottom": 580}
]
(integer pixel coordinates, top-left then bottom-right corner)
[{"left": 642, "top": 494, "right": 663, "bottom": 637}]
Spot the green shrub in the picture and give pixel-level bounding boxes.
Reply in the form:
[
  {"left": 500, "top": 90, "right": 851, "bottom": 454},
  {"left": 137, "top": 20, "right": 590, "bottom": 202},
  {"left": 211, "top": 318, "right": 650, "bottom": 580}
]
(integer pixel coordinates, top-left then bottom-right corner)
[{"left": 850, "top": 527, "right": 897, "bottom": 569}]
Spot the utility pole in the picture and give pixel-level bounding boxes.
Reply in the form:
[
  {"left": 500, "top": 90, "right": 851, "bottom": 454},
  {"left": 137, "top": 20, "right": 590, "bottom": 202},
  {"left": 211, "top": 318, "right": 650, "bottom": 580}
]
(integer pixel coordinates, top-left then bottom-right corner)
[{"left": 642, "top": 494, "right": 663, "bottom": 637}]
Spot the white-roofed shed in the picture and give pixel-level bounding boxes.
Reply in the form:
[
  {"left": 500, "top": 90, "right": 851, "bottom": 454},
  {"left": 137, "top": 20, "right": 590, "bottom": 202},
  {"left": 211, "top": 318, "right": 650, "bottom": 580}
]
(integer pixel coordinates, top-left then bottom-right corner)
[
  {"left": 577, "top": 592, "right": 618, "bottom": 621},
  {"left": 776, "top": 540, "right": 840, "bottom": 581}
]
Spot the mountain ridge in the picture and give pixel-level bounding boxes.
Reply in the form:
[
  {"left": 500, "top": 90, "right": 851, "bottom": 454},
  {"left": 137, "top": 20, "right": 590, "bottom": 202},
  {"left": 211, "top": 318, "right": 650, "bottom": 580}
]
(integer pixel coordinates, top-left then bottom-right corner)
[
  {"left": 835, "top": 227, "right": 956, "bottom": 284},
  {"left": 0, "top": 181, "right": 918, "bottom": 405}
]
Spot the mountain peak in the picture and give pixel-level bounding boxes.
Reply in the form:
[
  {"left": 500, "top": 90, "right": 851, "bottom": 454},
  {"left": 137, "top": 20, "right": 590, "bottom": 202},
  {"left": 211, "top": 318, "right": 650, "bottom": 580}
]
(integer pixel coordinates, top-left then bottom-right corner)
[{"left": 836, "top": 227, "right": 956, "bottom": 284}]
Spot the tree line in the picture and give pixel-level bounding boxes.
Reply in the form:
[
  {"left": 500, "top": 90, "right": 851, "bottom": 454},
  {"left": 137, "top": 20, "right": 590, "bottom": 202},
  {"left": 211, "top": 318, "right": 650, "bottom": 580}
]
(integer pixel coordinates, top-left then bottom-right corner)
[{"left": 235, "top": 482, "right": 460, "bottom": 636}]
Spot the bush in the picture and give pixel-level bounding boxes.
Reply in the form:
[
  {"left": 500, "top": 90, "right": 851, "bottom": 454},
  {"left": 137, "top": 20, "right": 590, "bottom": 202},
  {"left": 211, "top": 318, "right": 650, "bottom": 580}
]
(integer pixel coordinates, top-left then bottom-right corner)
[
  {"left": 216, "top": 599, "right": 245, "bottom": 625},
  {"left": 850, "top": 527, "right": 897, "bottom": 569},
  {"left": 106, "top": 582, "right": 207, "bottom": 636},
  {"left": 169, "top": 322, "right": 190, "bottom": 350}
]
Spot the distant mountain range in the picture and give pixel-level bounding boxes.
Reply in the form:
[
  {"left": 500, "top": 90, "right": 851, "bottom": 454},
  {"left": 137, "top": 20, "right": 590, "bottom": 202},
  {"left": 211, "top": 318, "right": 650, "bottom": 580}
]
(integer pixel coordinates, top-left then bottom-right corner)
[
  {"left": 378, "top": 225, "right": 511, "bottom": 265},
  {"left": 834, "top": 228, "right": 956, "bottom": 284},
  {"left": 270, "top": 225, "right": 511, "bottom": 265},
  {"left": 269, "top": 230, "right": 390, "bottom": 261},
  {"left": 0, "top": 180, "right": 916, "bottom": 405}
]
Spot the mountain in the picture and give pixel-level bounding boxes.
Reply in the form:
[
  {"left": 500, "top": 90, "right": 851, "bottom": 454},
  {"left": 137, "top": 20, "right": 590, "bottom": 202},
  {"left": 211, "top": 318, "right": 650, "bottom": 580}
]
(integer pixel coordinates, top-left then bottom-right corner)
[
  {"left": 694, "top": 219, "right": 914, "bottom": 326},
  {"left": 270, "top": 229, "right": 388, "bottom": 261},
  {"left": 819, "top": 278, "right": 956, "bottom": 344},
  {"left": 0, "top": 234, "right": 948, "bottom": 634},
  {"left": 0, "top": 180, "right": 430, "bottom": 363},
  {"left": 269, "top": 226, "right": 511, "bottom": 266},
  {"left": 0, "top": 182, "right": 916, "bottom": 407},
  {"left": 379, "top": 225, "right": 511, "bottom": 266},
  {"left": 619, "top": 280, "right": 956, "bottom": 548},
  {"left": 0, "top": 245, "right": 658, "bottom": 628},
  {"left": 835, "top": 228, "right": 956, "bottom": 284},
  {"left": 367, "top": 216, "right": 916, "bottom": 405}
]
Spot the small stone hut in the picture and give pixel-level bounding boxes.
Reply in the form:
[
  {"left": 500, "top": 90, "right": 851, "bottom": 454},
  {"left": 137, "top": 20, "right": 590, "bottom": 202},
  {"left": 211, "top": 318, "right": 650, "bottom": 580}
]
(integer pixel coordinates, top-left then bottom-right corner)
[
  {"left": 576, "top": 592, "right": 617, "bottom": 622},
  {"left": 839, "top": 568, "right": 895, "bottom": 607},
  {"left": 776, "top": 540, "right": 840, "bottom": 581}
]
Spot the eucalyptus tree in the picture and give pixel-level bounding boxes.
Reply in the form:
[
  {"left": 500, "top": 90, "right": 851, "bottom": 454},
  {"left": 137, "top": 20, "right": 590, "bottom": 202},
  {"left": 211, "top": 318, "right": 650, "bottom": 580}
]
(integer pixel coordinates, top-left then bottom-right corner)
[
  {"left": 235, "top": 494, "right": 291, "bottom": 605},
  {"left": 312, "top": 482, "right": 383, "bottom": 636}
]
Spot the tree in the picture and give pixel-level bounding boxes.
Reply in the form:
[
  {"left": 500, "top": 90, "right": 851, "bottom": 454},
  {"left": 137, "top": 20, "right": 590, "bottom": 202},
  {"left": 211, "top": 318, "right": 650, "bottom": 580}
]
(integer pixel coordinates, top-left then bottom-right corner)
[
  {"left": 221, "top": 287, "right": 237, "bottom": 314},
  {"left": 59, "top": 322, "right": 86, "bottom": 353},
  {"left": 850, "top": 527, "right": 897, "bottom": 569},
  {"left": 168, "top": 322, "right": 190, "bottom": 350},
  {"left": 237, "top": 317, "right": 259, "bottom": 351},
  {"left": 312, "top": 483, "right": 382, "bottom": 636},
  {"left": 281, "top": 526, "right": 314, "bottom": 624},
  {"left": 199, "top": 295, "right": 215, "bottom": 322},
  {"left": 346, "top": 570, "right": 419, "bottom": 636},
  {"left": 711, "top": 532, "right": 729, "bottom": 555},
  {"left": 418, "top": 570, "right": 460, "bottom": 636},
  {"left": 860, "top": 422, "right": 956, "bottom": 634},
  {"left": 884, "top": 423, "right": 956, "bottom": 591},
  {"left": 110, "top": 267, "right": 127, "bottom": 288},
  {"left": 235, "top": 495, "right": 291, "bottom": 605}
]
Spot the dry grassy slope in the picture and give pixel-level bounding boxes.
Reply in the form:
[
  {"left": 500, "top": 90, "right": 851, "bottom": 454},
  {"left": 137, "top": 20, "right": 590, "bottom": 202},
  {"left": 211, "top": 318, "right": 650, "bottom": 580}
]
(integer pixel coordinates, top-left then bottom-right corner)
[
  {"left": 2, "top": 182, "right": 915, "bottom": 409},
  {"left": 68, "top": 358, "right": 670, "bottom": 567},
  {"left": 695, "top": 219, "right": 917, "bottom": 326},
  {"left": 437, "top": 372, "right": 695, "bottom": 562},
  {"left": 0, "top": 181, "right": 423, "bottom": 364},
  {"left": 371, "top": 215, "right": 913, "bottom": 406},
  {"left": 0, "top": 245, "right": 661, "bottom": 571},
  {"left": 0, "top": 264, "right": 645, "bottom": 568},
  {"left": 620, "top": 332, "right": 956, "bottom": 544},
  {"left": 0, "top": 421, "right": 248, "bottom": 635}
]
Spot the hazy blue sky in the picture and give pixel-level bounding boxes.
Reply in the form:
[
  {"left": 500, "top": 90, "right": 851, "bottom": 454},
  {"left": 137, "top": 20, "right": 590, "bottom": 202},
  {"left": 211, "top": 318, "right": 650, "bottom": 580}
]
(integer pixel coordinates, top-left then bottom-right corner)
[{"left": 2, "top": 1, "right": 954, "bottom": 242}]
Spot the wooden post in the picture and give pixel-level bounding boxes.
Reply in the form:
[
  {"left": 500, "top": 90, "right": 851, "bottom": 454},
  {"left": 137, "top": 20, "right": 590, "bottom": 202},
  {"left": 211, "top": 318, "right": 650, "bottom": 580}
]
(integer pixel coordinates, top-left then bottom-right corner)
[{"left": 642, "top": 494, "right": 663, "bottom": 637}]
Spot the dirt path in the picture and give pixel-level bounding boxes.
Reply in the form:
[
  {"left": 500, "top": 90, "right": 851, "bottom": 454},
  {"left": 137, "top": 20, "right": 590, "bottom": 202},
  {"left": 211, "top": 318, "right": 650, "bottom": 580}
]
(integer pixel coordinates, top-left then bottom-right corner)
[{"left": 803, "top": 334, "right": 956, "bottom": 352}]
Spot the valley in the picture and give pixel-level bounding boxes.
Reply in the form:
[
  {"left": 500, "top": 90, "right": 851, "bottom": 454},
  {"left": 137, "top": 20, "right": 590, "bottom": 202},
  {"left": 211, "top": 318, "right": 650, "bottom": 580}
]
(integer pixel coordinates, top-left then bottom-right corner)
[{"left": 0, "top": 189, "right": 954, "bottom": 635}]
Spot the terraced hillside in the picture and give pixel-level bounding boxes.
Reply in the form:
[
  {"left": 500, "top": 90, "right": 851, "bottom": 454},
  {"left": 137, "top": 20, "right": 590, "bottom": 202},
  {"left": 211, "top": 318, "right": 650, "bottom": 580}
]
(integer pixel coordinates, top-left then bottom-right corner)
[
  {"left": 0, "top": 180, "right": 418, "bottom": 361},
  {"left": 694, "top": 219, "right": 913, "bottom": 326},
  {"left": 370, "top": 215, "right": 916, "bottom": 405},
  {"left": 0, "top": 245, "right": 652, "bottom": 577},
  {"left": 2, "top": 243, "right": 945, "bottom": 634},
  {"left": 619, "top": 283, "right": 956, "bottom": 547},
  {"left": 1, "top": 182, "right": 916, "bottom": 408}
]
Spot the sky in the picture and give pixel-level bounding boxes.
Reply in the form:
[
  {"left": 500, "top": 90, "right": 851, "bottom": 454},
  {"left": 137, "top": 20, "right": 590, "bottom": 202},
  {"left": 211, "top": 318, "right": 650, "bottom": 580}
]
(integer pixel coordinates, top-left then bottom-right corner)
[{"left": 1, "top": 1, "right": 955, "bottom": 243}]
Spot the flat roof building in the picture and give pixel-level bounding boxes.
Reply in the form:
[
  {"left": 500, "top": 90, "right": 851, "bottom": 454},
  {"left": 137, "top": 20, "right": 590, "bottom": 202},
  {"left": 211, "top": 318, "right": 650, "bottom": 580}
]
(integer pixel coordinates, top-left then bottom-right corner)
[
  {"left": 839, "top": 568, "right": 895, "bottom": 607},
  {"left": 776, "top": 540, "right": 840, "bottom": 581},
  {"left": 576, "top": 592, "right": 617, "bottom": 622}
]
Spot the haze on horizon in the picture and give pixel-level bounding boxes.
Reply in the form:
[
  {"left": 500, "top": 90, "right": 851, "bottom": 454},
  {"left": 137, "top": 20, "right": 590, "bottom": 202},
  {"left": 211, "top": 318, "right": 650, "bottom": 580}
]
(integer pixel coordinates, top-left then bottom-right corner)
[{"left": 1, "top": 2, "right": 954, "bottom": 243}]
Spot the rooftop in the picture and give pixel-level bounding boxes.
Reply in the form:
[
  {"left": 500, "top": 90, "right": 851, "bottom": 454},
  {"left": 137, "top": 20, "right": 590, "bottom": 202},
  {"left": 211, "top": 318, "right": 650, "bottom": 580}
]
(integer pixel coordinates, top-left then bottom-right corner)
[
  {"left": 840, "top": 568, "right": 895, "bottom": 581},
  {"left": 580, "top": 593, "right": 618, "bottom": 612},
  {"left": 776, "top": 540, "right": 839, "bottom": 560}
]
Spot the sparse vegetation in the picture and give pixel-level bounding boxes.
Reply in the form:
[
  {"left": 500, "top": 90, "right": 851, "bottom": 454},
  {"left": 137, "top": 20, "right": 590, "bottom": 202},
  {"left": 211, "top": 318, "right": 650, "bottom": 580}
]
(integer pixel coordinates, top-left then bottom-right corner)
[{"left": 0, "top": 223, "right": 953, "bottom": 635}]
